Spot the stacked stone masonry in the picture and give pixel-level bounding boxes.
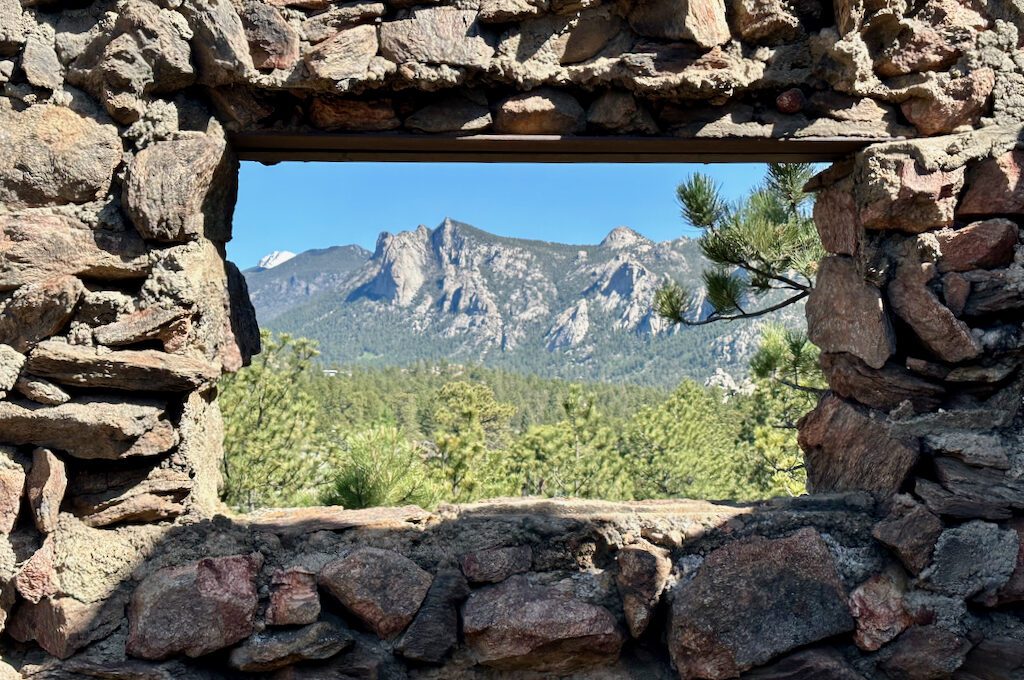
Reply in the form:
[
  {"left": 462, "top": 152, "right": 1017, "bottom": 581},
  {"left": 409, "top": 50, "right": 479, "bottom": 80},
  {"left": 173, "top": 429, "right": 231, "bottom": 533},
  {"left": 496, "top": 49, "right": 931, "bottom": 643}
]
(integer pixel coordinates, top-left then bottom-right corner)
[{"left": 2, "top": 0, "right": 1024, "bottom": 677}]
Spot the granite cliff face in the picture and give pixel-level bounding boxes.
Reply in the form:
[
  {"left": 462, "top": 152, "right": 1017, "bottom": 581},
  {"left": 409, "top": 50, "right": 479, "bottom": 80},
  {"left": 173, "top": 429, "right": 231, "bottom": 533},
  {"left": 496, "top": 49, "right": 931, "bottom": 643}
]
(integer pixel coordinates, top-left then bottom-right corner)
[{"left": 244, "top": 219, "right": 793, "bottom": 384}]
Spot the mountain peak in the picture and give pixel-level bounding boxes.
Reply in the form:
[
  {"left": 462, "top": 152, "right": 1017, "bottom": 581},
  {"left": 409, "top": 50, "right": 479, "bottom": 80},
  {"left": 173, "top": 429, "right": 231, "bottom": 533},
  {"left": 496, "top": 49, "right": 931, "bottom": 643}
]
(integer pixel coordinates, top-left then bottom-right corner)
[
  {"left": 257, "top": 251, "right": 297, "bottom": 269},
  {"left": 600, "top": 227, "right": 651, "bottom": 250}
]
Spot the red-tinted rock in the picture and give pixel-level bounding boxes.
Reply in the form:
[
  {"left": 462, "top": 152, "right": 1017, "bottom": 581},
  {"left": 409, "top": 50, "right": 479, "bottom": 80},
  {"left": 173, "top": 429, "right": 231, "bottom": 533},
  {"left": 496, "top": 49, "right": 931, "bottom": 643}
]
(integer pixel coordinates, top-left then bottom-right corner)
[
  {"left": 813, "top": 176, "right": 860, "bottom": 255},
  {"left": 239, "top": 0, "right": 299, "bottom": 71},
  {"left": 309, "top": 98, "right": 400, "bottom": 131},
  {"left": 798, "top": 394, "right": 919, "bottom": 494},
  {"left": 959, "top": 150, "right": 1024, "bottom": 217},
  {"left": 25, "top": 448, "right": 66, "bottom": 534},
  {"left": 875, "top": 20, "right": 959, "bottom": 77},
  {"left": 616, "top": 541, "right": 671, "bottom": 638},
  {"left": 669, "top": 528, "right": 853, "bottom": 679},
  {"left": 14, "top": 537, "right": 57, "bottom": 604},
  {"left": 733, "top": 0, "right": 802, "bottom": 45},
  {"left": 881, "top": 626, "right": 971, "bottom": 679},
  {"left": 860, "top": 158, "right": 963, "bottom": 233},
  {"left": 850, "top": 567, "right": 912, "bottom": 651},
  {"left": 69, "top": 465, "right": 191, "bottom": 527},
  {"left": 93, "top": 307, "right": 191, "bottom": 353},
  {"left": 902, "top": 69, "right": 995, "bottom": 136},
  {"left": 266, "top": 567, "right": 320, "bottom": 626},
  {"left": 742, "top": 648, "right": 866, "bottom": 679},
  {"left": 820, "top": 352, "right": 945, "bottom": 413},
  {"left": 396, "top": 568, "right": 470, "bottom": 664},
  {"left": 942, "top": 272, "right": 970, "bottom": 317},
  {"left": 460, "top": 545, "right": 532, "bottom": 584},
  {"left": 463, "top": 574, "right": 624, "bottom": 673},
  {"left": 494, "top": 89, "right": 585, "bottom": 135},
  {"left": 957, "top": 637, "right": 1024, "bottom": 679},
  {"left": 9, "top": 594, "right": 125, "bottom": 660},
  {"left": 126, "top": 553, "right": 262, "bottom": 659},
  {"left": 935, "top": 218, "right": 1019, "bottom": 273},
  {"left": 806, "top": 257, "right": 895, "bottom": 369},
  {"left": 872, "top": 495, "right": 943, "bottom": 575},
  {"left": 888, "top": 256, "right": 982, "bottom": 363},
  {"left": 229, "top": 621, "right": 353, "bottom": 672},
  {"left": 627, "top": 0, "right": 730, "bottom": 47},
  {"left": 0, "top": 451, "right": 25, "bottom": 534},
  {"left": 124, "top": 135, "right": 237, "bottom": 243},
  {"left": 319, "top": 548, "right": 432, "bottom": 640}
]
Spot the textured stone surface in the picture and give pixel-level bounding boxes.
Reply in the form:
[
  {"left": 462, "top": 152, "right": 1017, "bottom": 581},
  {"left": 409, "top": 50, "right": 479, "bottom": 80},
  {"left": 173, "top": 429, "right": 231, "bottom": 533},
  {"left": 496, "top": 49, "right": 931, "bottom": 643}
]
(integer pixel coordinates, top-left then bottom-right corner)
[
  {"left": 813, "top": 176, "right": 860, "bottom": 255},
  {"left": 396, "top": 568, "right": 470, "bottom": 664},
  {"left": 806, "top": 257, "right": 895, "bottom": 369},
  {"left": 28, "top": 341, "right": 220, "bottom": 392},
  {"left": 731, "top": 0, "right": 801, "bottom": 44},
  {"left": 820, "top": 353, "right": 944, "bottom": 413},
  {"left": 0, "top": 105, "right": 121, "bottom": 208},
  {"left": 859, "top": 159, "right": 963, "bottom": 233},
  {"left": 460, "top": 545, "right": 532, "bottom": 584},
  {"left": 881, "top": 626, "right": 971, "bottom": 679},
  {"left": 587, "top": 91, "right": 658, "bottom": 134},
  {"left": 494, "top": 89, "right": 585, "bottom": 134},
  {"left": 303, "top": 24, "right": 380, "bottom": 85},
  {"left": 463, "top": 574, "right": 624, "bottom": 672},
  {"left": 935, "top": 218, "right": 1019, "bottom": 273},
  {"left": 406, "top": 95, "right": 492, "bottom": 133},
  {"left": 872, "top": 495, "right": 943, "bottom": 575},
  {"left": 94, "top": 307, "right": 191, "bottom": 352},
  {"left": 888, "top": 256, "right": 981, "bottom": 363},
  {"left": 0, "top": 215, "right": 148, "bottom": 291},
  {"left": 743, "top": 649, "right": 866, "bottom": 679},
  {"left": 920, "top": 521, "right": 1018, "bottom": 603},
  {"left": 239, "top": 0, "right": 299, "bottom": 71},
  {"left": 69, "top": 465, "right": 191, "bottom": 527},
  {"left": 0, "top": 450, "right": 25, "bottom": 535},
  {"left": 0, "top": 276, "right": 85, "bottom": 352},
  {"left": 14, "top": 538, "right": 57, "bottom": 605},
  {"left": 849, "top": 567, "right": 912, "bottom": 651},
  {"left": 127, "top": 554, "right": 262, "bottom": 659},
  {"left": 902, "top": 68, "right": 995, "bottom": 136},
  {"left": 0, "top": 398, "right": 176, "bottom": 460},
  {"left": 309, "top": 98, "right": 400, "bottom": 131},
  {"left": 9, "top": 594, "right": 125, "bottom": 660},
  {"left": 266, "top": 568, "right": 320, "bottom": 626},
  {"left": 627, "top": 0, "right": 730, "bottom": 47},
  {"left": 798, "top": 394, "right": 919, "bottom": 494},
  {"left": 229, "top": 622, "right": 353, "bottom": 671},
  {"left": 14, "top": 375, "right": 70, "bottom": 406},
  {"left": 668, "top": 528, "right": 853, "bottom": 679},
  {"left": 319, "top": 547, "right": 432, "bottom": 639},
  {"left": 0, "top": 345, "right": 23, "bottom": 398},
  {"left": 379, "top": 8, "right": 493, "bottom": 68},
  {"left": 616, "top": 541, "right": 671, "bottom": 638},
  {"left": 125, "top": 136, "right": 237, "bottom": 243},
  {"left": 24, "top": 448, "right": 66, "bottom": 534},
  {"left": 958, "top": 150, "right": 1024, "bottom": 217}
]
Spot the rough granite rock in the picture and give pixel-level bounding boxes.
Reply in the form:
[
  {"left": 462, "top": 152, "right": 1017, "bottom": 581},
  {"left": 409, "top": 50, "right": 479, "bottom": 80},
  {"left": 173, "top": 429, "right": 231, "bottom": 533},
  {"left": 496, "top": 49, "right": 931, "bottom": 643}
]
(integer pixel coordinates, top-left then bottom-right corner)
[
  {"left": 494, "top": 89, "right": 585, "bottom": 134},
  {"left": 24, "top": 448, "right": 67, "bottom": 534},
  {"left": 379, "top": 7, "right": 494, "bottom": 69},
  {"left": 178, "top": 0, "right": 255, "bottom": 86},
  {"left": 319, "top": 547, "right": 433, "bottom": 639},
  {"left": 93, "top": 307, "right": 191, "bottom": 352},
  {"left": 406, "top": 95, "right": 492, "bottom": 133},
  {"left": 587, "top": 91, "right": 658, "bottom": 134},
  {"left": 872, "top": 495, "right": 944, "bottom": 575},
  {"left": 27, "top": 341, "right": 220, "bottom": 392},
  {"left": 8, "top": 593, "right": 126, "bottom": 660},
  {"left": 849, "top": 567, "right": 912, "bottom": 651},
  {"left": 462, "top": 574, "right": 624, "bottom": 672},
  {"left": 14, "top": 537, "right": 57, "bottom": 605},
  {"left": 958, "top": 149, "right": 1024, "bottom": 217},
  {"left": 668, "top": 528, "right": 853, "bottom": 679},
  {"left": 731, "top": 0, "right": 802, "bottom": 44},
  {"left": 742, "top": 649, "right": 866, "bottom": 679},
  {"left": 69, "top": 465, "right": 192, "bottom": 527},
  {"left": 616, "top": 541, "right": 672, "bottom": 638},
  {"left": 806, "top": 257, "right": 895, "bottom": 369},
  {"left": 302, "top": 24, "right": 381, "bottom": 85},
  {"left": 798, "top": 394, "right": 920, "bottom": 495},
  {"left": 627, "top": 0, "right": 730, "bottom": 47},
  {"left": 300, "top": 2, "right": 387, "bottom": 43},
  {"left": 820, "top": 353, "right": 945, "bottom": 413},
  {"left": 0, "top": 345, "right": 23, "bottom": 398},
  {"left": 0, "top": 0, "right": 25, "bottom": 55},
  {"left": 124, "top": 136, "right": 238, "bottom": 243},
  {"left": 460, "top": 545, "right": 532, "bottom": 584},
  {"left": 480, "top": 0, "right": 548, "bottom": 23},
  {"left": 266, "top": 568, "right": 320, "bottom": 626},
  {"left": 934, "top": 218, "right": 1019, "bottom": 273},
  {"left": 0, "top": 215, "right": 149, "bottom": 291},
  {"left": 0, "top": 450, "right": 25, "bottom": 534},
  {"left": 229, "top": 622, "right": 354, "bottom": 672},
  {"left": 239, "top": 0, "right": 299, "bottom": 71},
  {"left": 21, "top": 34, "right": 63, "bottom": 90},
  {"left": 127, "top": 554, "right": 263, "bottom": 659},
  {"left": 309, "top": 98, "right": 401, "bottom": 131},
  {"left": 881, "top": 625, "right": 971, "bottom": 679},
  {"left": 0, "top": 398, "right": 177, "bottom": 460},
  {"left": 813, "top": 175, "right": 861, "bottom": 255},
  {"left": 887, "top": 256, "right": 982, "bottom": 364},
  {"left": 396, "top": 568, "right": 470, "bottom": 664},
  {"left": 14, "top": 375, "right": 70, "bottom": 406},
  {"left": 901, "top": 68, "right": 995, "bottom": 136},
  {"left": 920, "top": 521, "right": 1018, "bottom": 603},
  {"left": 997, "top": 519, "right": 1024, "bottom": 605},
  {"left": 858, "top": 158, "right": 964, "bottom": 233},
  {"left": 0, "top": 105, "right": 121, "bottom": 208},
  {"left": 0, "top": 276, "right": 85, "bottom": 352}
]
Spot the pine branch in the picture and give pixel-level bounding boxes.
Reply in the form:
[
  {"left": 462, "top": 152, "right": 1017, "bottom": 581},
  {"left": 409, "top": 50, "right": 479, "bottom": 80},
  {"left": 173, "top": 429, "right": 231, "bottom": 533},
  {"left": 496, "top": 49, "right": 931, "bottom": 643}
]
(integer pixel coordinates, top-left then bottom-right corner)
[{"left": 674, "top": 291, "right": 809, "bottom": 326}]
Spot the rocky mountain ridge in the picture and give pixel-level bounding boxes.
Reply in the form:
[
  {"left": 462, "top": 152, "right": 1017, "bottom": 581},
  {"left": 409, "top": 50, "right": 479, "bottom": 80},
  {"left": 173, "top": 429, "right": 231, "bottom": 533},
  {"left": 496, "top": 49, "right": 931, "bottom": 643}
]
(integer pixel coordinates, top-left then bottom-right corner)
[{"left": 243, "top": 219, "right": 798, "bottom": 385}]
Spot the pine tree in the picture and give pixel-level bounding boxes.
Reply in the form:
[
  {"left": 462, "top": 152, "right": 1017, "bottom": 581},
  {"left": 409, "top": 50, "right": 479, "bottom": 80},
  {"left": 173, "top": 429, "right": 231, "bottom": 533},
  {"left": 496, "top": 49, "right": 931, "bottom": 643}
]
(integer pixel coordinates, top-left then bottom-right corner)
[{"left": 655, "top": 164, "right": 823, "bottom": 325}]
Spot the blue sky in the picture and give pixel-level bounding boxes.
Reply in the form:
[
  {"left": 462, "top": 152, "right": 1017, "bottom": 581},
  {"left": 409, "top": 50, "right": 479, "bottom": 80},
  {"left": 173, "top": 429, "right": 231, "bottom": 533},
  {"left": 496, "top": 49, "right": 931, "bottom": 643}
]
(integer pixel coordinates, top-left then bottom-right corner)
[{"left": 228, "top": 162, "right": 767, "bottom": 269}]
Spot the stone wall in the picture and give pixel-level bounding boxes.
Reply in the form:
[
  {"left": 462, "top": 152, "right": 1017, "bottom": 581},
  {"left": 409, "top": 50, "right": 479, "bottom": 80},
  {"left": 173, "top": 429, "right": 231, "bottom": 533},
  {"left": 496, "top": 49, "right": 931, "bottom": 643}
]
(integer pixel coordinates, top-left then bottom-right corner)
[{"left": 2, "top": 0, "right": 1024, "bottom": 677}]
